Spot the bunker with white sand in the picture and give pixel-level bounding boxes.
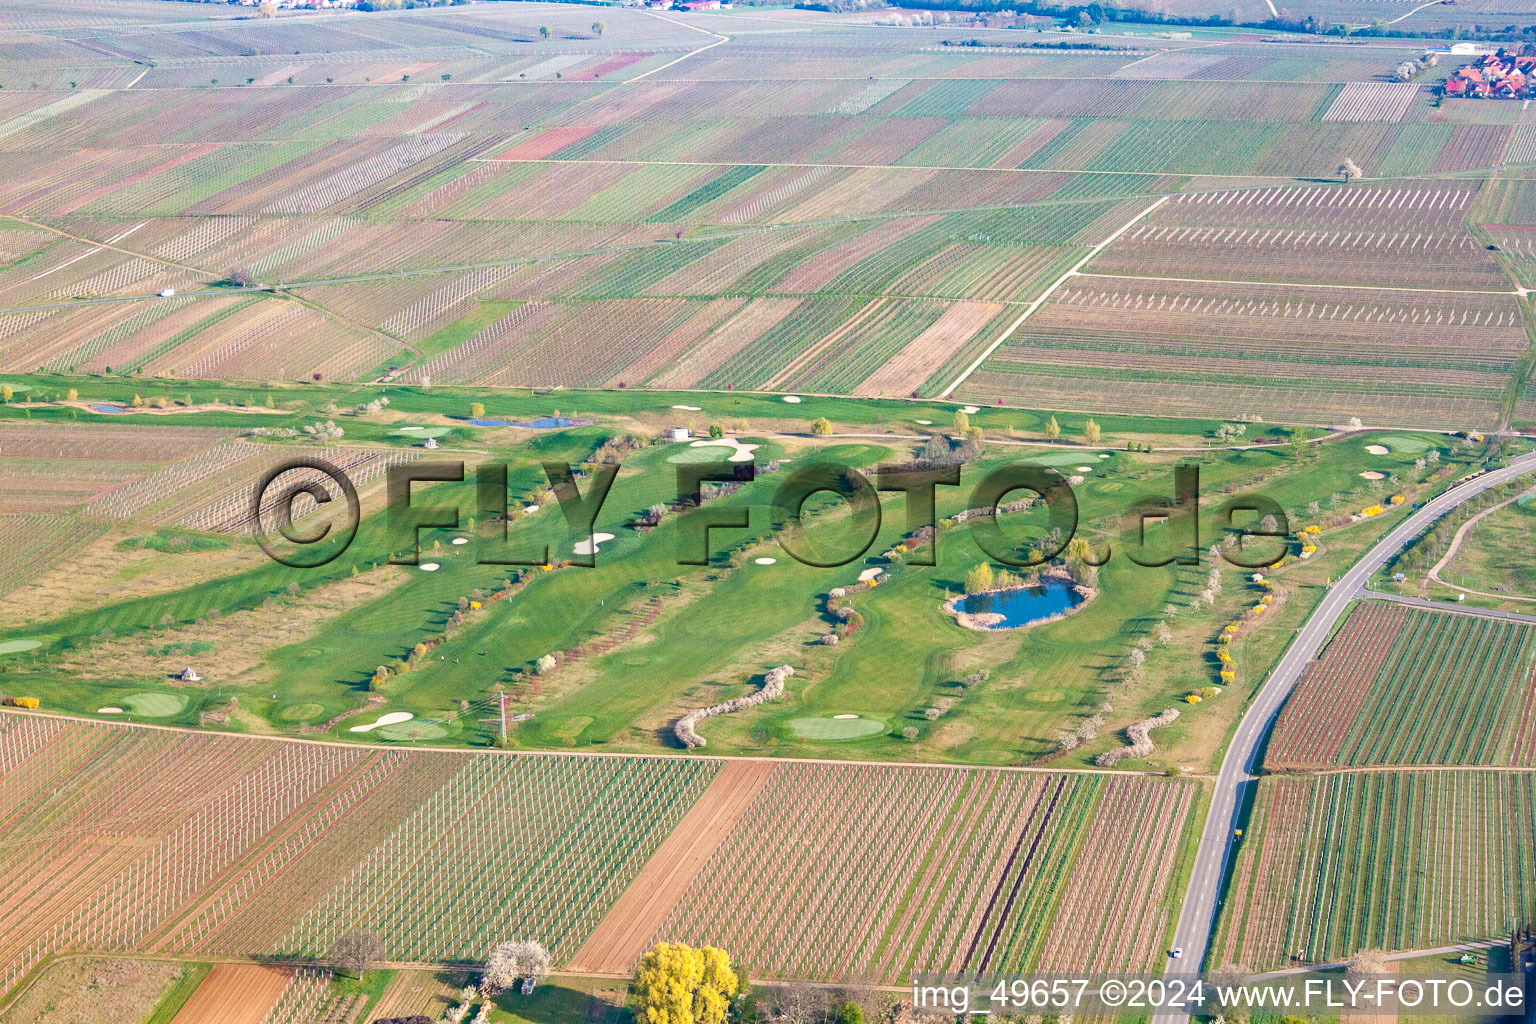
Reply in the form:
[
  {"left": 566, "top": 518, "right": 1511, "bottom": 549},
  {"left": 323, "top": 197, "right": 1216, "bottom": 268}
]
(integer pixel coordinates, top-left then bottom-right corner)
[
  {"left": 350, "top": 711, "right": 414, "bottom": 733},
  {"left": 573, "top": 532, "right": 615, "bottom": 556}
]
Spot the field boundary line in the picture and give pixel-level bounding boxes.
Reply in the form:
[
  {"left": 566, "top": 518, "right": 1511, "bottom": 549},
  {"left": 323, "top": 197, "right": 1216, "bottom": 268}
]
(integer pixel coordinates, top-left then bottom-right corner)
[
  {"left": 626, "top": 13, "right": 727, "bottom": 82},
  {"left": 1305, "top": 765, "right": 1536, "bottom": 775},
  {"left": 3, "top": 214, "right": 212, "bottom": 277},
  {"left": 939, "top": 195, "right": 1168, "bottom": 398},
  {"left": 0, "top": 708, "right": 1176, "bottom": 776},
  {"left": 1073, "top": 271, "right": 1521, "bottom": 297}
]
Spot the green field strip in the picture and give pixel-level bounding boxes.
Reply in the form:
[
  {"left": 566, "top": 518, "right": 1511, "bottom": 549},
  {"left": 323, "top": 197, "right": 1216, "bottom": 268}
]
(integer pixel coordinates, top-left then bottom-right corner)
[
  {"left": 121, "top": 296, "right": 265, "bottom": 374},
  {"left": 787, "top": 299, "right": 949, "bottom": 395},
  {"left": 549, "top": 123, "right": 634, "bottom": 162},
  {"left": 696, "top": 294, "right": 862, "bottom": 391},
  {"left": 561, "top": 237, "right": 731, "bottom": 298},
  {"left": 895, "top": 117, "right": 1051, "bottom": 170},
  {"left": 976, "top": 358, "right": 1508, "bottom": 402},
  {"left": 644, "top": 164, "right": 765, "bottom": 224},
  {"left": 890, "top": 79, "right": 1002, "bottom": 119}
]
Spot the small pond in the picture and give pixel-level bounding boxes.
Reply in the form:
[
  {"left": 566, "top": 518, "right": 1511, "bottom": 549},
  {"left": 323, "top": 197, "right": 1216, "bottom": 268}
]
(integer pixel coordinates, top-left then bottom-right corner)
[
  {"left": 954, "top": 579, "right": 1083, "bottom": 629},
  {"left": 90, "top": 404, "right": 127, "bottom": 414},
  {"left": 467, "top": 416, "right": 593, "bottom": 429}
]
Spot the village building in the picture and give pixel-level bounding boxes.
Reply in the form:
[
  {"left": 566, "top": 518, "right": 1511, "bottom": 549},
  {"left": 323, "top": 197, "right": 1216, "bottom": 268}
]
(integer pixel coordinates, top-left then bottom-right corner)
[{"left": 1442, "top": 47, "right": 1534, "bottom": 99}]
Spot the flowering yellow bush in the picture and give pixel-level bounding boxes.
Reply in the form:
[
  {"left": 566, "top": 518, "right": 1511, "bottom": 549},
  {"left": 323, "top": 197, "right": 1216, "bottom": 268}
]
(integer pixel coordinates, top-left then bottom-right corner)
[
  {"left": 1225, "top": 623, "right": 1240, "bottom": 634},
  {"left": 1220, "top": 668, "right": 1235, "bottom": 682},
  {"left": 1185, "top": 694, "right": 1202, "bottom": 704},
  {"left": 1362, "top": 505, "right": 1385, "bottom": 517},
  {"left": 633, "top": 943, "right": 738, "bottom": 1024},
  {"left": 1390, "top": 494, "right": 1405, "bottom": 505},
  {"left": 1306, "top": 525, "right": 1321, "bottom": 534}
]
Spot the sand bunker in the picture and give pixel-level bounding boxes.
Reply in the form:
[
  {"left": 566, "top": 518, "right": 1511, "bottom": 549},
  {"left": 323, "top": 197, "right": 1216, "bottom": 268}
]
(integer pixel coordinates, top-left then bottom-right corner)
[
  {"left": 833, "top": 714, "right": 859, "bottom": 720},
  {"left": 782, "top": 395, "right": 802, "bottom": 404},
  {"left": 451, "top": 537, "right": 468, "bottom": 545},
  {"left": 573, "top": 532, "right": 615, "bottom": 555},
  {"left": 671, "top": 404, "right": 701, "bottom": 411},
  {"left": 962, "top": 406, "right": 980, "bottom": 414},
  {"left": 689, "top": 438, "right": 758, "bottom": 462},
  {"left": 1365, "top": 444, "right": 1390, "bottom": 455},
  {"left": 1098, "top": 453, "right": 1111, "bottom": 459},
  {"left": 97, "top": 707, "right": 123, "bottom": 714},
  {"left": 754, "top": 557, "right": 777, "bottom": 565},
  {"left": 1359, "top": 471, "right": 1386, "bottom": 480},
  {"left": 350, "top": 711, "right": 414, "bottom": 733},
  {"left": 916, "top": 419, "right": 932, "bottom": 425},
  {"left": 523, "top": 504, "right": 540, "bottom": 514},
  {"left": 857, "top": 567, "right": 885, "bottom": 582},
  {"left": 419, "top": 562, "right": 440, "bottom": 571},
  {"left": 1076, "top": 466, "right": 1093, "bottom": 472}
]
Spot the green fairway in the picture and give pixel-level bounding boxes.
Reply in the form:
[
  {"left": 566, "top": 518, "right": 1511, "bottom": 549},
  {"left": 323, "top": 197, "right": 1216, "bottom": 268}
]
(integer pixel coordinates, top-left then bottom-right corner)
[{"left": 1376, "top": 434, "right": 1435, "bottom": 454}]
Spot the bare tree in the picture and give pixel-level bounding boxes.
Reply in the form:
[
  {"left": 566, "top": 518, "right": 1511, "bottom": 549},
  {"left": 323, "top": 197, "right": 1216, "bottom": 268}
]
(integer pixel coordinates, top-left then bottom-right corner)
[
  {"left": 774, "top": 983, "right": 828, "bottom": 1024},
  {"left": 329, "top": 928, "right": 385, "bottom": 979},
  {"left": 227, "top": 268, "right": 257, "bottom": 287},
  {"left": 1337, "top": 158, "right": 1363, "bottom": 182}
]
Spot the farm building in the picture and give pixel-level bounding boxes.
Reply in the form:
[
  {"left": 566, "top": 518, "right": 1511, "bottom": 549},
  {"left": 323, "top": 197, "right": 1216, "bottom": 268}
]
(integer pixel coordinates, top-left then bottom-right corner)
[{"left": 1443, "top": 49, "right": 1534, "bottom": 98}]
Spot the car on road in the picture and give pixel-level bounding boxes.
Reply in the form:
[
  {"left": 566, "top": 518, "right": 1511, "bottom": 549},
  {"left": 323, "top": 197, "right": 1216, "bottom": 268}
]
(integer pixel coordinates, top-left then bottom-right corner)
[{"left": 1170, "top": 948, "right": 1183, "bottom": 959}]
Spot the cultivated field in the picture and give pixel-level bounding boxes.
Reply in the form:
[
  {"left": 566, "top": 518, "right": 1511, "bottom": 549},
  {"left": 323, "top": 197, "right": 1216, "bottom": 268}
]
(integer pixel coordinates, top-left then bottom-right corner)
[
  {"left": 0, "top": 715, "right": 1196, "bottom": 992},
  {"left": 0, "top": 1, "right": 1524, "bottom": 422},
  {"left": 1214, "top": 770, "right": 1536, "bottom": 970},
  {"left": 1266, "top": 603, "right": 1536, "bottom": 769},
  {"left": 648, "top": 764, "right": 1196, "bottom": 980},
  {"left": 959, "top": 181, "right": 1531, "bottom": 425}
]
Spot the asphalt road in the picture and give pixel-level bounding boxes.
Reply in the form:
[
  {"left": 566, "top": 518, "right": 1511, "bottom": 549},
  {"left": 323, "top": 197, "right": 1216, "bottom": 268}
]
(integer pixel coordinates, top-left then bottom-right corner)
[{"left": 1152, "top": 451, "right": 1536, "bottom": 1023}]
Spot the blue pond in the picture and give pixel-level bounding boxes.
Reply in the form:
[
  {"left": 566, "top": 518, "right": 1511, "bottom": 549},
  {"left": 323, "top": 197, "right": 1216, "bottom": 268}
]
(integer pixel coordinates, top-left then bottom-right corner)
[
  {"left": 90, "top": 404, "right": 127, "bottom": 414},
  {"left": 469, "top": 416, "right": 593, "bottom": 429},
  {"left": 954, "top": 580, "right": 1083, "bottom": 629}
]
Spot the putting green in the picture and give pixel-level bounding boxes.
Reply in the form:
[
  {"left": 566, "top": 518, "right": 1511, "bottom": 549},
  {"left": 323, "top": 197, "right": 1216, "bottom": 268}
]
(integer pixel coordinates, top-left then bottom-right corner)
[
  {"left": 667, "top": 446, "right": 734, "bottom": 464},
  {"left": 396, "top": 426, "right": 452, "bottom": 438},
  {"left": 126, "top": 692, "right": 186, "bottom": 717},
  {"left": 0, "top": 383, "right": 32, "bottom": 394},
  {"left": 0, "top": 639, "right": 42, "bottom": 655},
  {"left": 789, "top": 716, "right": 885, "bottom": 740},
  {"left": 1376, "top": 434, "right": 1432, "bottom": 454},
  {"left": 278, "top": 702, "right": 325, "bottom": 721},
  {"left": 379, "top": 717, "right": 449, "bottom": 741},
  {"left": 1027, "top": 450, "right": 1099, "bottom": 468}
]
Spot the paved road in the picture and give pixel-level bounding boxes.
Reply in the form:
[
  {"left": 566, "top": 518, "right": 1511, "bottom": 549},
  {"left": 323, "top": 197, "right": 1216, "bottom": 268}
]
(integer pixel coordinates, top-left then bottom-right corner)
[
  {"left": 1364, "top": 589, "right": 1536, "bottom": 626},
  {"left": 1153, "top": 452, "right": 1536, "bottom": 1023}
]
